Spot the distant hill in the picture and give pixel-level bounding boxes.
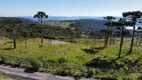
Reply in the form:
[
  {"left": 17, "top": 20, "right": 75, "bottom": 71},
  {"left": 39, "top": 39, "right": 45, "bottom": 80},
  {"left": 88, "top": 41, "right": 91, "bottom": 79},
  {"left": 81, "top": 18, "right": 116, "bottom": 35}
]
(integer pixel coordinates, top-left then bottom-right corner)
[
  {"left": 0, "top": 17, "right": 123, "bottom": 34},
  {"left": 0, "top": 17, "right": 34, "bottom": 24},
  {"left": 19, "top": 16, "right": 121, "bottom": 21},
  {"left": 18, "top": 16, "right": 115, "bottom": 31},
  {"left": 0, "top": 17, "right": 132, "bottom": 36},
  {"left": 74, "top": 19, "right": 107, "bottom": 32}
]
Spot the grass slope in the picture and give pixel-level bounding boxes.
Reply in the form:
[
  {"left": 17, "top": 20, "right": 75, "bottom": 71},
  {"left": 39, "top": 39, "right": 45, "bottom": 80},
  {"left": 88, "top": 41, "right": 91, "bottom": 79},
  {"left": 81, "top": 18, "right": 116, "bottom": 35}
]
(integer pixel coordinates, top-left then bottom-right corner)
[{"left": 0, "top": 37, "right": 142, "bottom": 80}]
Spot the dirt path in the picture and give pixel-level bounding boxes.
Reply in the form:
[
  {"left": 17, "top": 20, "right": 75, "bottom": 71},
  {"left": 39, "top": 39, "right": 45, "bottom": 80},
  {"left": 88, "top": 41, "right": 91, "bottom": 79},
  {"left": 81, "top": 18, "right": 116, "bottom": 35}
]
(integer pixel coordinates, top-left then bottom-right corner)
[
  {"left": 0, "top": 64, "right": 74, "bottom": 80},
  {"left": 0, "top": 64, "right": 98, "bottom": 80}
]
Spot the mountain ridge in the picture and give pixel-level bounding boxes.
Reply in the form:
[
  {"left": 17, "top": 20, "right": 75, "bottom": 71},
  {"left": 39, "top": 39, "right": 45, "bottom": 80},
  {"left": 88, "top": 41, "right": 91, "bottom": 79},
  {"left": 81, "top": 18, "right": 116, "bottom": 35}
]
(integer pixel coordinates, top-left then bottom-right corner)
[{"left": 18, "top": 16, "right": 121, "bottom": 21}]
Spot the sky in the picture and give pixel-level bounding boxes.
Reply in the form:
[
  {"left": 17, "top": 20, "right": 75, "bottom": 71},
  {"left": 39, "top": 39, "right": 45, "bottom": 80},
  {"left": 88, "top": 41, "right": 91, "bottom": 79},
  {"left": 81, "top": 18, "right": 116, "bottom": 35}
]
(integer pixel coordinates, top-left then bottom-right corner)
[{"left": 0, "top": 0, "right": 142, "bottom": 17}]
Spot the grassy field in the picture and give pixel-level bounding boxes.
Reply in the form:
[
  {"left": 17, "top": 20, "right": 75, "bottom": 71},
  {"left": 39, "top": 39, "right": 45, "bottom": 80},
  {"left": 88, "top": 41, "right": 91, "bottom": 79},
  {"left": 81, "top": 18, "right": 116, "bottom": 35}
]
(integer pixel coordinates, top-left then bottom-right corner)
[
  {"left": 0, "top": 37, "right": 142, "bottom": 79},
  {"left": 0, "top": 38, "right": 96, "bottom": 66}
]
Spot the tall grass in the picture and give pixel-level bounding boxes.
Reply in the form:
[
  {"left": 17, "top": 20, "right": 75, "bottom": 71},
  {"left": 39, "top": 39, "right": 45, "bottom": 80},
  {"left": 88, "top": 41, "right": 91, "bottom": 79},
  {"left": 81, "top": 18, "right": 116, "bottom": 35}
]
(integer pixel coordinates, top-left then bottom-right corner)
[{"left": 0, "top": 37, "right": 142, "bottom": 79}]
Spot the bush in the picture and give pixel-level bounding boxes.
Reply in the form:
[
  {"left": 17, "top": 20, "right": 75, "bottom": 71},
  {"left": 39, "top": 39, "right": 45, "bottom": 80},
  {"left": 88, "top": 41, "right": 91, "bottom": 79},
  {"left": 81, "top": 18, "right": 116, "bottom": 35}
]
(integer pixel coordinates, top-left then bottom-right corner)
[
  {"left": 124, "top": 73, "right": 142, "bottom": 80},
  {"left": 78, "top": 67, "right": 87, "bottom": 77},
  {"left": 30, "top": 58, "right": 43, "bottom": 71},
  {"left": 86, "top": 68, "right": 95, "bottom": 78},
  {"left": 96, "top": 73, "right": 117, "bottom": 80},
  {"left": 0, "top": 54, "right": 43, "bottom": 71},
  {"left": 20, "top": 58, "right": 31, "bottom": 68},
  {"left": 47, "top": 60, "right": 57, "bottom": 63},
  {"left": 0, "top": 56, "right": 9, "bottom": 64},
  {"left": 55, "top": 64, "right": 87, "bottom": 78},
  {"left": 58, "top": 57, "right": 67, "bottom": 63}
]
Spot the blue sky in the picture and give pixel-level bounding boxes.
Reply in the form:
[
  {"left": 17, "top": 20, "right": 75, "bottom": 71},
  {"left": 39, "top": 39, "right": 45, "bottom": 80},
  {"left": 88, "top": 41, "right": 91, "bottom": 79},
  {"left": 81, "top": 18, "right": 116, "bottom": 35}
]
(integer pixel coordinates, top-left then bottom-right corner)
[{"left": 0, "top": 0, "right": 142, "bottom": 17}]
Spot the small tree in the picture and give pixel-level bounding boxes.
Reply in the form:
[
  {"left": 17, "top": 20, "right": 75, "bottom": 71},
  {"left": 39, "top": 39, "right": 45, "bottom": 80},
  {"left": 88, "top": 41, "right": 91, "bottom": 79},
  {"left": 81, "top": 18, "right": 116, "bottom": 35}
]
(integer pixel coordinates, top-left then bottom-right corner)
[
  {"left": 104, "top": 16, "right": 116, "bottom": 47},
  {"left": 136, "top": 27, "right": 142, "bottom": 44},
  {"left": 115, "top": 19, "right": 135, "bottom": 58},
  {"left": 34, "top": 11, "right": 48, "bottom": 44},
  {"left": 137, "top": 27, "right": 142, "bottom": 46},
  {"left": 104, "top": 21, "right": 114, "bottom": 47},
  {"left": 64, "top": 27, "right": 71, "bottom": 42},
  {"left": 21, "top": 24, "right": 34, "bottom": 47},
  {"left": 116, "top": 19, "right": 125, "bottom": 58},
  {"left": 29, "top": 23, "right": 38, "bottom": 42},
  {"left": 1, "top": 18, "right": 22, "bottom": 49},
  {"left": 68, "top": 23, "right": 80, "bottom": 43},
  {"left": 106, "top": 19, "right": 135, "bottom": 58},
  {"left": 123, "top": 11, "right": 142, "bottom": 54}
]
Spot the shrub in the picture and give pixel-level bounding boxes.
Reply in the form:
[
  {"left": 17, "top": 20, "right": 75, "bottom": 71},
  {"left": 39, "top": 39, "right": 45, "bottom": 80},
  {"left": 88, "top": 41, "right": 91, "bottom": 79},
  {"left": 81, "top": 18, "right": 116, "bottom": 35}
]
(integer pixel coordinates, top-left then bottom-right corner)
[
  {"left": 86, "top": 68, "right": 95, "bottom": 78},
  {"left": 55, "top": 64, "right": 72, "bottom": 76},
  {"left": 1, "top": 56, "right": 9, "bottom": 64},
  {"left": 0, "top": 54, "right": 43, "bottom": 70},
  {"left": 14, "top": 57, "right": 24, "bottom": 66},
  {"left": 20, "top": 58, "right": 31, "bottom": 68},
  {"left": 124, "top": 73, "right": 142, "bottom": 80},
  {"left": 47, "top": 60, "right": 57, "bottom": 63},
  {"left": 58, "top": 57, "right": 67, "bottom": 63},
  {"left": 30, "top": 58, "right": 43, "bottom": 71},
  {"left": 96, "top": 73, "right": 117, "bottom": 80},
  {"left": 55, "top": 64, "right": 87, "bottom": 78},
  {"left": 94, "top": 69, "right": 102, "bottom": 74},
  {"left": 77, "top": 67, "right": 87, "bottom": 77}
]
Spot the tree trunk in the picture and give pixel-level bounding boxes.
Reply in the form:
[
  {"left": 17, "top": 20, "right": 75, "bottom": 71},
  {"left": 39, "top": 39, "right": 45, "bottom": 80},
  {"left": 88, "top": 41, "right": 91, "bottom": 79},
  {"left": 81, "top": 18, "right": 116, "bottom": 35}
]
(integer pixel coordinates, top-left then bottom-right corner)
[
  {"left": 41, "top": 30, "right": 43, "bottom": 44},
  {"left": 104, "top": 36, "right": 106, "bottom": 48},
  {"left": 40, "top": 18, "right": 43, "bottom": 44},
  {"left": 113, "top": 35, "right": 116, "bottom": 45},
  {"left": 25, "top": 38, "right": 27, "bottom": 48},
  {"left": 32, "top": 32, "right": 35, "bottom": 43},
  {"left": 109, "top": 37, "right": 112, "bottom": 45},
  {"left": 104, "top": 26, "right": 110, "bottom": 48},
  {"left": 136, "top": 32, "right": 139, "bottom": 46},
  {"left": 129, "top": 25, "right": 135, "bottom": 54},
  {"left": 13, "top": 25, "right": 16, "bottom": 49},
  {"left": 109, "top": 27, "right": 113, "bottom": 45},
  {"left": 139, "top": 36, "right": 142, "bottom": 46},
  {"left": 13, "top": 35, "right": 16, "bottom": 49},
  {"left": 104, "top": 33, "right": 109, "bottom": 48},
  {"left": 118, "top": 27, "right": 124, "bottom": 58},
  {"left": 113, "top": 27, "right": 116, "bottom": 45},
  {"left": 106, "top": 33, "right": 109, "bottom": 47}
]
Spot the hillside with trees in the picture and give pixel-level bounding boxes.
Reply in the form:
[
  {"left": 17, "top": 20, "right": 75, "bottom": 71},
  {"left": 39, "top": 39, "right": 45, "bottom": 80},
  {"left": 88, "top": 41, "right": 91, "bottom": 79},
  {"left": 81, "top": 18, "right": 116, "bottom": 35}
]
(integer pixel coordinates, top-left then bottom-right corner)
[{"left": 0, "top": 10, "right": 142, "bottom": 80}]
